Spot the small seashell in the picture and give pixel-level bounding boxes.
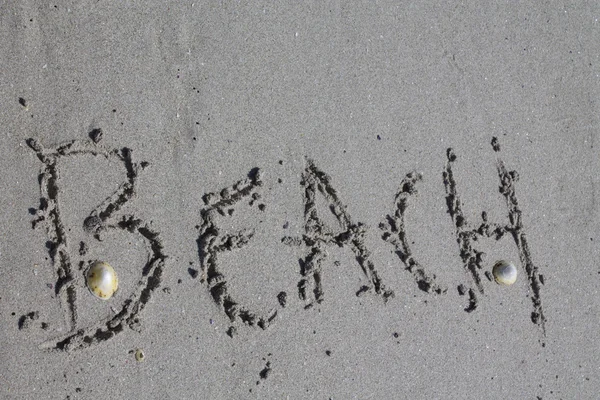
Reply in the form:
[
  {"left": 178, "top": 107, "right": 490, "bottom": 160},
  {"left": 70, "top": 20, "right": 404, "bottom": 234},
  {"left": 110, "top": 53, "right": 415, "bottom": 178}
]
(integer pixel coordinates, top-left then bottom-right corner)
[
  {"left": 135, "top": 349, "right": 145, "bottom": 362},
  {"left": 492, "top": 260, "right": 517, "bottom": 285},
  {"left": 86, "top": 261, "right": 118, "bottom": 300}
]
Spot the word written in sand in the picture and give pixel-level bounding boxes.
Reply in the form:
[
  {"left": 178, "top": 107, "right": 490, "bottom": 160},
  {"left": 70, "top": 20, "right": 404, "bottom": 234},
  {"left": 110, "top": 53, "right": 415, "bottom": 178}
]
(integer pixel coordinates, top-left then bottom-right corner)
[{"left": 27, "top": 136, "right": 544, "bottom": 351}]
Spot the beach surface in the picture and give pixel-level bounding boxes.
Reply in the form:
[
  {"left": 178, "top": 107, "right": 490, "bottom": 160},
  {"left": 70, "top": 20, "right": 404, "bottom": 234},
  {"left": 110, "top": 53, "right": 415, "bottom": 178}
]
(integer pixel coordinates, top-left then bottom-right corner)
[{"left": 1, "top": 2, "right": 599, "bottom": 399}]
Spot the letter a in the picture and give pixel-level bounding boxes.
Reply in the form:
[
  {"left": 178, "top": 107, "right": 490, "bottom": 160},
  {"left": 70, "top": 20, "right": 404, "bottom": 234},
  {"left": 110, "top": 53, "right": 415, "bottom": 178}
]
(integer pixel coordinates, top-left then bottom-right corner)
[{"left": 284, "top": 159, "right": 394, "bottom": 307}]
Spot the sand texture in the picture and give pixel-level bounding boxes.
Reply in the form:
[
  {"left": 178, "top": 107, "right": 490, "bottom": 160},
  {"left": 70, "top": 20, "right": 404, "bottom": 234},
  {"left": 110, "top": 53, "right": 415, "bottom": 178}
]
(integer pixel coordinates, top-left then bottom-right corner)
[{"left": 1, "top": 2, "right": 599, "bottom": 399}]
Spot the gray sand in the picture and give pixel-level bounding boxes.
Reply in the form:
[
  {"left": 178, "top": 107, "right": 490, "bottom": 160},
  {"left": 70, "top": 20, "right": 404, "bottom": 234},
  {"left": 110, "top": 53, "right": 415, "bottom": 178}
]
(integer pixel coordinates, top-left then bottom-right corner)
[{"left": 1, "top": 2, "right": 599, "bottom": 399}]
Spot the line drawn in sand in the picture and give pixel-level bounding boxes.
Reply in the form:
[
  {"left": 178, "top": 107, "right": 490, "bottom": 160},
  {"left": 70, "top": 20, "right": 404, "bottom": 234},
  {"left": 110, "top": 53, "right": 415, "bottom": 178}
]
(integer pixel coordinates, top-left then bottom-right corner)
[
  {"left": 282, "top": 159, "right": 395, "bottom": 307},
  {"left": 379, "top": 171, "right": 447, "bottom": 295},
  {"left": 443, "top": 137, "right": 546, "bottom": 336},
  {"left": 28, "top": 137, "right": 165, "bottom": 351},
  {"left": 196, "top": 168, "right": 280, "bottom": 333}
]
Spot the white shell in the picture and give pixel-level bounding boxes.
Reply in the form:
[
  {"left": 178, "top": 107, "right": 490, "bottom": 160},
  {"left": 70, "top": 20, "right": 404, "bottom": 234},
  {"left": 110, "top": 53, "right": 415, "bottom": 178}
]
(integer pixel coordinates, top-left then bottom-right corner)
[
  {"left": 86, "top": 261, "right": 118, "bottom": 300},
  {"left": 135, "top": 349, "right": 145, "bottom": 362},
  {"left": 492, "top": 260, "right": 517, "bottom": 285}
]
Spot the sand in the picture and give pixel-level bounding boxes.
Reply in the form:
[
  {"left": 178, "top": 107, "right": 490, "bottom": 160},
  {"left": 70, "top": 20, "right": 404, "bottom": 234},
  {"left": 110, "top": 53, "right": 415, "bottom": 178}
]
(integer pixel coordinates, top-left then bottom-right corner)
[{"left": 1, "top": 1, "right": 599, "bottom": 399}]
